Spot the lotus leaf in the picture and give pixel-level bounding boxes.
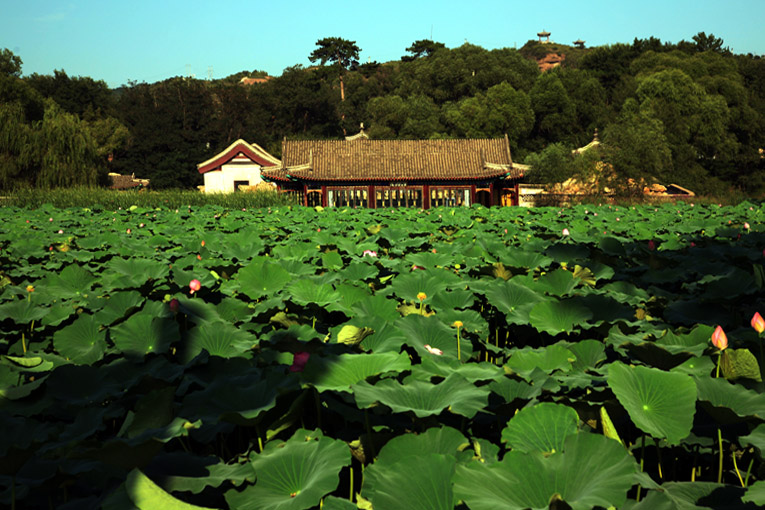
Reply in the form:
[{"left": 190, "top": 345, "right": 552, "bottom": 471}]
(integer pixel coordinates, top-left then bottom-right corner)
[
  {"left": 501, "top": 402, "right": 579, "bottom": 453},
  {"left": 110, "top": 311, "right": 180, "bottom": 358},
  {"left": 53, "top": 313, "right": 108, "bottom": 364},
  {"left": 529, "top": 298, "right": 594, "bottom": 336},
  {"left": 362, "top": 453, "right": 456, "bottom": 510},
  {"left": 300, "top": 352, "right": 410, "bottom": 393}
]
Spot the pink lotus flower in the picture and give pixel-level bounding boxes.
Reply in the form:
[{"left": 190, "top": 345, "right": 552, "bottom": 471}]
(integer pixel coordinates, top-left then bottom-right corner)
[
  {"left": 49, "top": 218, "right": 53, "bottom": 222},
  {"left": 362, "top": 250, "right": 377, "bottom": 257},
  {"left": 744, "top": 222, "right": 750, "bottom": 230},
  {"left": 58, "top": 229, "right": 63, "bottom": 234},
  {"left": 423, "top": 344, "right": 443, "bottom": 356},
  {"left": 197, "top": 254, "right": 202, "bottom": 260},
  {"left": 189, "top": 279, "right": 201, "bottom": 294},
  {"left": 562, "top": 228, "right": 570, "bottom": 236},
  {"left": 126, "top": 229, "right": 131, "bottom": 234},
  {"left": 169, "top": 298, "right": 180, "bottom": 313},
  {"left": 290, "top": 351, "right": 310, "bottom": 372},
  {"left": 201, "top": 240, "right": 205, "bottom": 247},
  {"left": 752, "top": 312, "right": 765, "bottom": 334},
  {"left": 711, "top": 326, "right": 728, "bottom": 351},
  {"left": 648, "top": 240, "right": 655, "bottom": 251},
  {"left": 139, "top": 223, "right": 144, "bottom": 228},
  {"left": 411, "top": 265, "right": 425, "bottom": 271}
]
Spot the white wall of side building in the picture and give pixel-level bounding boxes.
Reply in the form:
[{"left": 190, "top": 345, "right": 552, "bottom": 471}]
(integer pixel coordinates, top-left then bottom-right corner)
[{"left": 203, "top": 164, "right": 263, "bottom": 193}]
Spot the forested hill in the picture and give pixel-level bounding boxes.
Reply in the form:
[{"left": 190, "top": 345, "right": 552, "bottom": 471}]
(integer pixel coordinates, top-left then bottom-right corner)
[{"left": 1, "top": 32, "right": 764, "bottom": 196}]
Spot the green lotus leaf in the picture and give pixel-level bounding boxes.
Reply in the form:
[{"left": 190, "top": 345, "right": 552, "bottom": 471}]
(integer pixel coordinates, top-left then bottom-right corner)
[
  {"left": 496, "top": 247, "right": 553, "bottom": 270},
  {"left": 180, "top": 374, "right": 281, "bottom": 425},
  {"left": 43, "top": 264, "right": 97, "bottom": 300},
  {"left": 429, "top": 288, "right": 475, "bottom": 311},
  {"left": 157, "top": 455, "right": 255, "bottom": 494},
  {"left": 695, "top": 375, "right": 765, "bottom": 419},
  {"left": 286, "top": 279, "right": 340, "bottom": 306},
  {"left": 501, "top": 402, "right": 579, "bottom": 453},
  {"left": 412, "top": 357, "right": 503, "bottom": 384},
  {"left": 353, "top": 373, "right": 489, "bottom": 418},
  {"left": 436, "top": 308, "right": 487, "bottom": 334},
  {"left": 216, "top": 297, "right": 256, "bottom": 324},
  {"left": 374, "top": 426, "right": 469, "bottom": 467},
  {"left": 334, "top": 324, "right": 375, "bottom": 346},
  {"left": 340, "top": 261, "right": 379, "bottom": 282},
  {"left": 721, "top": 348, "right": 762, "bottom": 382},
  {"left": 53, "top": 313, "right": 107, "bottom": 365},
  {"left": 405, "top": 250, "right": 454, "bottom": 269},
  {"left": 110, "top": 311, "right": 180, "bottom": 358},
  {"left": 106, "top": 257, "right": 170, "bottom": 288},
  {"left": 654, "top": 324, "right": 715, "bottom": 356},
  {"left": 567, "top": 294, "right": 634, "bottom": 326},
  {"left": 395, "top": 314, "right": 473, "bottom": 361},
  {"left": 124, "top": 468, "right": 217, "bottom": 510},
  {"left": 482, "top": 278, "right": 544, "bottom": 325},
  {"left": 93, "top": 290, "right": 145, "bottom": 326},
  {"left": 608, "top": 362, "right": 696, "bottom": 444},
  {"left": 529, "top": 298, "right": 594, "bottom": 336},
  {"left": 225, "top": 429, "right": 349, "bottom": 510},
  {"left": 236, "top": 259, "right": 293, "bottom": 299},
  {"left": 0, "top": 299, "right": 48, "bottom": 324},
  {"left": 634, "top": 481, "right": 741, "bottom": 510},
  {"left": 387, "top": 270, "right": 452, "bottom": 302},
  {"left": 488, "top": 377, "right": 542, "bottom": 403},
  {"left": 300, "top": 352, "right": 410, "bottom": 393},
  {"left": 545, "top": 243, "right": 590, "bottom": 264},
  {"left": 566, "top": 339, "right": 606, "bottom": 371},
  {"left": 740, "top": 424, "right": 765, "bottom": 456},
  {"left": 1, "top": 355, "right": 54, "bottom": 373},
  {"left": 599, "top": 281, "right": 650, "bottom": 306},
  {"left": 505, "top": 343, "right": 576, "bottom": 378},
  {"left": 351, "top": 294, "right": 401, "bottom": 325},
  {"left": 453, "top": 432, "right": 637, "bottom": 510},
  {"left": 321, "top": 251, "right": 343, "bottom": 270},
  {"left": 598, "top": 236, "right": 626, "bottom": 257},
  {"left": 361, "top": 453, "right": 456, "bottom": 510},
  {"left": 744, "top": 480, "right": 765, "bottom": 505},
  {"left": 529, "top": 268, "right": 579, "bottom": 296},
  {"left": 183, "top": 321, "right": 257, "bottom": 362}
]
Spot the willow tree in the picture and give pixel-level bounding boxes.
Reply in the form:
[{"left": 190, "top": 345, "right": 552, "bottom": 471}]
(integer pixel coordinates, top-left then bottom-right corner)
[
  {"left": 33, "top": 100, "right": 100, "bottom": 188},
  {"left": 0, "top": 102, "right": 31, "bottom": 189}
]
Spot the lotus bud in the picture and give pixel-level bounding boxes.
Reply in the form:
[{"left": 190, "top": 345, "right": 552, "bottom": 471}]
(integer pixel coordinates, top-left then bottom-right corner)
[
  {"left": 711, "top": 326, "right": 728, "bottom": 351},
  {"left": 751, "top": 312, "right": 765, "bottom": 334}
]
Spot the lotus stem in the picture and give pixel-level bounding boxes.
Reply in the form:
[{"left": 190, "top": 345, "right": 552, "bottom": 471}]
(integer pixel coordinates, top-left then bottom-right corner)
[
  {"left": 364, "top": 409, "right": 376, "bottom": 461},
  {"left": 255, "top": 423, "right": 263, "bottom": 453},
  {"left": 457, "top": 328, "right": 461, "bottom": 361},
  {"left": 744, "top": 458, "right": 754, "bottom": 487},
  {"left": 349, "top": 464, "right": 354, "bottom": 501},
  {"left": 715, "top": 351, "right": 722, "bottom": 379},
  {"left": 732, "top": 450, "right": 745, "bottom": 487},
  {"left": 21, "top": 332, "right": 26, "bottom": 355},
  {"left": 636, "top": 435, "right": 645, "bottom": 502},
  {"left": 717, "top": 428, "right": 723, "bottom": 484},
  {"left": 655, "top": 438, "right": 663, "bottom": 480}
]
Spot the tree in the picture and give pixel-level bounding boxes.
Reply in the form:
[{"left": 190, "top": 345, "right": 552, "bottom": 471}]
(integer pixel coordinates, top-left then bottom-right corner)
[
  {"left": 308, "top": 37, "right": 361, "bottom": 102},
  {"left": 0, "top": 48, "right": 22, "bottom": 77},
  {"left": 523, "top": 143, "right": 576, "bottom": 187},
  {"left": 402, "top": 40, "right": 446, "bottom": 61},
  {"left": 692, "top": 32, "right": 726, "bottom": 54}
]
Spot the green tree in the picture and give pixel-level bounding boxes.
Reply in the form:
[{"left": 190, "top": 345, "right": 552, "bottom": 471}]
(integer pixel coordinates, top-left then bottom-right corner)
[
  {"left": 529, "top": 71, "right": 577, "bottom": 147},
  {"left": 308, "top": 37, "right": 361, "bottom": 102},
  {"left": 402, "top": 40, "right": 446, "bottom": 61},
  {"left": 692, "top": 32, "right": 727, "bottom": 54},
  {"left": 0, "top": 48, "right": 22, "bottom": 77},
  {"left": 523, "top": 143, "right": 576, "bottom": 187}
]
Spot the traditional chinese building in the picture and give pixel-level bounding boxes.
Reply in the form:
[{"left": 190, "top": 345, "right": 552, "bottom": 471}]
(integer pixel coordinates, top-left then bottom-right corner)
[
  {"left": 197, "top": 139, "right": 281, "bottom": 193},
  {"left": 260, "top": 129, "right": 525, "bottom": 208}
]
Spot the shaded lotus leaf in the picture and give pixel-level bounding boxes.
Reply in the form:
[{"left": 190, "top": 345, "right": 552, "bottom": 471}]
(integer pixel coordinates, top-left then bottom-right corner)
[
  {"left": 501, "top": 402, "right": 579, "bottom": 453},
  {"left": 1, "top": 355, "right": 54, "bottom": 373},
  {"left": 529, "top": 299, "right": 594, "bottom": 336},
  {"left": 215, "top": 298, "right": 256, "bottom": 324},
  {"left": 545, "top": 243, "right": 590, "bottom": 264},
  {"left": 183, "top": 321, "right": 257, "bottom": 362},
  {"left": 110, "top": 312, "right": 180, "bottom": 358},
  {"left": 489, "top": 377, "right": 542, "bottom": 403},
  {"left": 179, "top": 374, "right": 284, "bottom": 425},
  {"left": 93, "top": 290, "right": 145, "bottom": 326},
  {"left": 395, "top": 314, "right": 473, "bottom": 361},
  {"left": 412, "top": 357, "right": 503, "bottom": 384},
  {"left": 375, "top": 426, "right": 470, "bottom": 467},
  {"left": 236, "top": 259, "right": 292, "bottom": 299},
  {"left": 320, "top": 496, "right": 356, "bottom": 510},
  {"left": 600, "top": 281, "right": 649, "bottom": 306},
  {"left": 124, "top": 468, "right": 216, "bottom": 510},
  {"left": 567, "top": 294, "right": 634, "bottom": 326},
  {"left": 720, "top": 348, "right": 762, "bottom": 382},
  {"left": 743, "top": 480, "right": 765, "bottom": 505},
  {"left": 694, "top": 375, "right": 765, "bottom": 419},
  {"left": 300, "top": 352, "right": 410, "bottom": 393},
  {"left": 506, "top": 343, "right": 576, "bottom": 378},
  {"left": 53, "top": 313, "right": 108, "bottom": 365},
  {"left": 362, "top": 453, "right": 456, "bottom": 510},
  {"left": 352, "top": 373, "right": 489, "bottom": 418},
  {"left": 454, "top": 432, "right": 636, "bottom": 510},
  {"left": 671, "top": 355, "right": 715, "bottom": 377},
  {"left": 154, "top": 455, "right": 256, "bottom": 494},
  {"left": 225, "top": 429, "right": 349, "bottom": 510},
  {"left": 286, "top": 279, "right": 340, "bottom": 306},
  {"left": 39, "top": 301, "right": 77, "bottom": 327},
  {"left": 664, "top": 300, "right": 730, "bottom": 327},
  {"left": 607, "top": 362, "right": 696, "bottom": 444},
  {"left": 495, "top": 246, "right": 553, "bottom": 270},
  {"left": 633, "top": 481, "right": 744, "bottom": 510},
  {"left": 740, "top": 424, "right": 765, "bottom": 456}
]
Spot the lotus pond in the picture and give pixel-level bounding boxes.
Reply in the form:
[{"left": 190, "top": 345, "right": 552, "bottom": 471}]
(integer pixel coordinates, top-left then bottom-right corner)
[{"left": 1, "top": 202, "right": 765, "bottom": 510}]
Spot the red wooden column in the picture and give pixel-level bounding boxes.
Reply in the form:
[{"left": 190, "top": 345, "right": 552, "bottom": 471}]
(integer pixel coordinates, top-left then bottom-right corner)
[
  {"left": 423, "top": 184, "right": 430, "bottom": 209},
  {"left": 302, "top": 184, "right": 308, "bottom": 207},
  {"left": 368, "top": 185, "right": 375, "bottom": 209},
  {"left": 489, "top": 182, "right": 494, "bottom": 207},
  {"left": 321, "top": 185, "right": 327, "bottom": 207}
]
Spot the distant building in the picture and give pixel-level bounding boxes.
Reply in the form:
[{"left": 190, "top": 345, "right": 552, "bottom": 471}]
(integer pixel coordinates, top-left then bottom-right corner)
[
  {"left": 537, "top": 30, "right": 552, "bottom": 43},
  {"left": 197, "top": 139, "right": 281, "bottom": 193},
  {"left": 239, "top": 76, "right": 272, "bottom": 85},
  {"left": 573, "top": 39, "right": 586, "bottom": 49}
]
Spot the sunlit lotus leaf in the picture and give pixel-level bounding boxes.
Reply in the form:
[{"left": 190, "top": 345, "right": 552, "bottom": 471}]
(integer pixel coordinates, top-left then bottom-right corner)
[
  {"left": 437, "top": 308, "right": 486, "bottom": 334},
  {"left": 528, "top": 268, "right": 579, "bottom": 296},
  {"left": 53, "top": 313, "right": 107, "bottom": 364},
  {"left": 110, "top": 312, "right": 180, "bottom": 358},
  {"left": 224, "top": 235, "right": 266, "bottom": 263},
  {"left": 93, "top": 290, "right": 145, "bottom": 326},
  {"left": 105, "top": 257, "right": 170, "bottom": 288},
  {"left": 387, "top": 271, "right": 450, "bottom": 302},
  {"left": 1, "top": 355, "right": 54, "bottom": 373},
  {"left": 362, "top": 453, "right": 455, "bottom": 510},
  {"left": 353, "top": 373, "right": 489, "bottom": 418},
  {"left": 285, "top": 279, "right": 340, "bottom": 307},
  {"left": 350, "top": 294, "right": 400, "bottom": 325},
  {"left": 375, "top": 426, "right": 470, "bottom": 467},
  {"left": 482, "top": 279, "right": 544, "bottom": 325},
  {"left": 236, "top": 259, "right": 292, "bottom": 299},
  {"left": 430, "top": 289, "right": 475, "bottom": 311},
  {"left": 405, "top": 250, "right": 454, "bottom": 269},
  {"left": 300, "top": 352, "right": 410, "bottom": 393},
  {"left": 654, "top": 324, "right": 714, "bottom": 356},
  {"left": 506, "top": 343, "right": 576, "bottom": 378},
  {"left": 154, "top": 454, "right": 255, "bottom": 494},
  {"left": 501, "top": 402, "right": 579, "bottom": 453},
  {"left": 566, "top": 339, "right": 606, "bottom": 370},
  {"left": 600, "top": 281, "right": 650, "bottom": 306},
  {"left": 321, "top": 251, "right": 343, "bottom": 270},
  {"left": 412, "top": 357, "right": 503, "bottom": 384},
  {"left": 395, "top": 314, "right": 473, "bottom": 361},
  {"left": 740, "top": 424, "right": 765, "bottom": 456},
  {"left": 216, "top": 297, "right": 256, "bottom": 324},
  {"left": 183, "top": 321, "right": 257, "bottom": 362},
  {"left": 124, "top": 468, "right": 215, "bottom": 510},
  {"left": 454, "top": 432, "right": 636, "bottom": 510},
  {"left": 671, "top": 355, "right": 715, "bottom": 377},
  {"left": 720, "top": 348, "right": 762, "bottom": 382},
  {"left": 43, "top": 264, "right": 97, "bottom": 299},
  {"left": 340, "top": 261, "right": 379, "bottom": 282},
  {"left": 744, "top": 481, "right": 765, "bottom": 505},
  {"left": 224, "top": 429, "right": 349, "bottom": 510},
  {"left": 495, "top": 247, "right": 553, "bottom": 270},
  {"left": 694, "top": 375, "right": 765, "bottom": 419},
  {"left": 529, "top": 299, "right": 594, "bottom": 336},
  {"left": 608, "top": 362, "right": 696, "bottom": 444},
  {"left": 489, "top": 377, "right": 542, "bottom": 403}
]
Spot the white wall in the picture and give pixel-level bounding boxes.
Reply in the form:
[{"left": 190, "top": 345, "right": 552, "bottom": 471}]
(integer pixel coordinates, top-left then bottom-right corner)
[{"left": 203, "top": 164, "right": 263, "bottom": 193}]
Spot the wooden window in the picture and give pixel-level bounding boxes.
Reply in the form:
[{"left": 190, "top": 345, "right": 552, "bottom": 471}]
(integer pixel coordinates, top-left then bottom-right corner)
[
  {"left": 430, "top": 187, "right": 470, "bottom": 207},
  {"left": 327, "top": 187, "right": 369, "bottom": 208},
  {"left": 375, "top": 187, "right": 422, "bottom": 208}
]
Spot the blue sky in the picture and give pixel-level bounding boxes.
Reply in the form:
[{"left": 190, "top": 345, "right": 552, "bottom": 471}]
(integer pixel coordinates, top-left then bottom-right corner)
[{"left": 2, "top": 0, "right": 764, "bottom": 88}]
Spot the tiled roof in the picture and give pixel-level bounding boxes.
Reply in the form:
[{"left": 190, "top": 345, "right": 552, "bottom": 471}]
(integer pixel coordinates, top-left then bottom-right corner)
[
  {"left": 197, "top": 139, "right": 280, "bottom": 174},
  {"left": 263, "top": 137, "right": 522, "bottom": 183}
]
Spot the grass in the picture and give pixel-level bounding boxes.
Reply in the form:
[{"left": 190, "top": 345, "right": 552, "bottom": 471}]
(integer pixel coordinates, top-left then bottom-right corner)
[{"left": 0, "top": 187, "right": 298, "bottom": 209}]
